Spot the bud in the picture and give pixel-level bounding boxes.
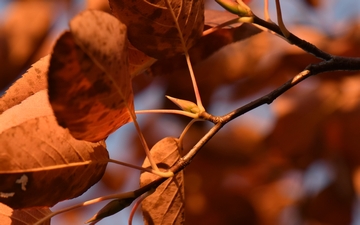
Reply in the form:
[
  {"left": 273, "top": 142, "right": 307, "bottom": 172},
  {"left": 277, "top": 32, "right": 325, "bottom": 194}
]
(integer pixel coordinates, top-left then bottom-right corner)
[
  {"left": 166, "top": 96, "right": 201, "bottom": 114},
  {"left": 215, "top": 0, "right": 253, "bottom": 17},
  {"left": 86, "top": 197, "right": 135, "bottom": 223}
]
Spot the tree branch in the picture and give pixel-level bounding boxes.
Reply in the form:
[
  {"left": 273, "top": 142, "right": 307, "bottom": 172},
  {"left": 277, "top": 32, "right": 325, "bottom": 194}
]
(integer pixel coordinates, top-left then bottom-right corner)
[
  {"left": 170, "top": 54, "right": 360, "bottom": 176},
  {"left": 89, "top": 5, "right": 360, "bottom": 216},
  {"left": 139, "top": 55, "right": 360, "bottom": 198},
  {"left": 252, "top": 15, "right": 332, "bottom": 61}
]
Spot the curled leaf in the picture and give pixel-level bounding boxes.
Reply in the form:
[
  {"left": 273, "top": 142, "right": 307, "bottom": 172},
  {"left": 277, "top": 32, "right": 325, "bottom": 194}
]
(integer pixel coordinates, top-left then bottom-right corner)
[
  {"left": 48, "top": 10, "right": 134, "bottom": 142},
  {"left": 140, "top": 137, "right": 185, "bottom": 225}
]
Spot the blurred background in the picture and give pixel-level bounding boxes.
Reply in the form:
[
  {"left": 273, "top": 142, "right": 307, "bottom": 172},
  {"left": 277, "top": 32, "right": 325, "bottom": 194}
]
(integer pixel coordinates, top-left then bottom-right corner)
[{"left": 1, "top": 0, "right": 360, "bottom": 224}]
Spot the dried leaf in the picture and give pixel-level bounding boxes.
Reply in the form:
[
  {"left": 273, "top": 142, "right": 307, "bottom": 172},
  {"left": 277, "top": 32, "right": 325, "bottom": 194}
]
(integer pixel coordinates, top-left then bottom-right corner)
[
  {"left": 109, "top": 0, "right": 205, "bottom": 58},
  {"left": 147, "top": 22, "right": 261, "bottom": 109},
  {"left": 204, "top": 9, "right": 240, "bottom": 28},
  {"left": 149, "top": 21, "right": 261, "bottom": 79},
  {"left": 0, "top": 55, "right": 49, "bottom": 114},
  {"left": 128, "top": 41, "right": 156, "bottom": 78},
  {"left": 140, "top": 137, "right": 184, "bottom": 225},
  {"left": 0, "top": 90, "right": 109, "bottom": 209},
  {"left": 0, "top": 203, "right": 51, "bottom": 225},
  {"left": 48, "top": 10, "right": 134, "bottom": 142}
]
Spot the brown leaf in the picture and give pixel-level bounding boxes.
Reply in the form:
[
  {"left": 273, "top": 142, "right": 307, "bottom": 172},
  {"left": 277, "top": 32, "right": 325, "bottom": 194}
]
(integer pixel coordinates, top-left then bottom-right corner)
[
  {"left": 204, "top": 9, "right": 240, "bottom": 28},
  {"left": 48, "top": 10, "right": 134, "bottom": 142},
  {"left": 0, "top": 55, "right": 49, "bottom": 114},
  {"left": 0, "top": 203, "right": 51, "bottom": 225},
  {"left": 128, "top": 41, "right": 156, "bottom": 78},
  {"left": 145, "top": 22, "right": 261, "bottom": 110},
  {"left": 131, "top": 9, "right": 261, "bottom": 102},
  {"left": 0, "top": 90, "right": 109, "bottom": 209},
  {"left": 150, "top": 22, "right": 261, "bottom": 77},
  {"left": 109, "top": 0, "right": 205, "bottom": 59},
  {"left": 140, "top": 137, "right": 185, "bottom": 225}
]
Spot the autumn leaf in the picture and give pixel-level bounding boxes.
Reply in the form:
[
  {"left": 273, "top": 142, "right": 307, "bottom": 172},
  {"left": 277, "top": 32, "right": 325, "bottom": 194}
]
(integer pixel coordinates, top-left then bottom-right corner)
[
  {"left": 140, "top": 137, "right": 185, "bottom": 225},
  {"left": 0, "top": 90, "right": 109, "bottom": 209},
  {"left": 48, "top": 10, "right": 134, "bottom": 142},
  {"left": 109, "top": 0, "right": 205, "bottom": 59},
  {"left": 0, "top": 203, "right": 51, "bottom": 225},
  {"left": 128, "top": 8, "right": 261, "bottom": 105},
  {"left": 0, "top": 55, "right": 49, "bottom": 114},
  {"left": 204, "top": 9, "right": 240, "bottom": 28},
  {"left": 149, "top": 22, "right": 261, "bottom": 78},
  {"left": 128, "top": 41, "right": 156, "bottom": 78},
  {"left": 146, "top": 13, "right": 261, "bottom": 109}
]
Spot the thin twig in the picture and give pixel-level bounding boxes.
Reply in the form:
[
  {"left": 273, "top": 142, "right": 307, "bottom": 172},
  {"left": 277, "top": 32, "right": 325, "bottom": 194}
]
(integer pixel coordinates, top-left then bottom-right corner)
[
  {"left": 202, "top": 18, "right": 241, "bottom": 36},
  {"left": 97, "top": 6, "right": 360, "bottom": 224},
  {"left": 264, "top": 0, "right": 271, "bottom": 21},
  {"left": 178, "top": 118, "right": 202, "bottom": 150},
  {"left": 170, "top": 56, "right": 360, "bottom": 172},
  {"left": 136, "top": 109, "right": 198, "bottom": 119},
  {"left": 275, "top": 0, "right": 290, "bottom": 38},
  {"left": 252, "top": 15, "right": 332, "bottom": 60},
  {"left": 103, "top": 10, "right": 360, "bottom": 219},
  {"left": 164, "top": 0, "right": 205, "bottom": 111},
  {"left": 34, "top": 191, "right": 137, "bottom": 225},
  {"left": 223, "top": 57, "right": 360, "bottom": 123}
]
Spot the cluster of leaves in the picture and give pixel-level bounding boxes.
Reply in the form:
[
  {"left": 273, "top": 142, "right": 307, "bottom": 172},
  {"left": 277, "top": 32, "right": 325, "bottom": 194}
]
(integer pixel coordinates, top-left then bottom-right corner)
[
  {"left": 1, "top": 0, "right": 360, "bottom": 225},
  {"left": 0, "top": 0, "right": 245, "bottom": 224}
]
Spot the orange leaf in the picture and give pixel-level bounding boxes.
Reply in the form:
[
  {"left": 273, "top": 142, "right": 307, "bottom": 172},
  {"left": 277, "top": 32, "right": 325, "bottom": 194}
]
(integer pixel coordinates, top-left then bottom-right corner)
[
  {"left": 0, "top": 55, "right": 49, "bottom": 114},
  {"left": 0, "top": 203, "right": 51, "bottom": 225},
  {"left": 0, "top": 90, "right": 108, "bottom": 209},
  {"left": 204, "top": 9, "right": 239, "bottom": 28},
  {"left": 140, "top": 137, "right": 184, "bottom": 225},
  {"left": 109, "top": 0, "right": 205, "bottom": 59},
  {"left": 128, "top": 41, "right": 156, "bottom": 78},
  {"left": 48, "top": 10, "right": 134, "bottom": 142}
]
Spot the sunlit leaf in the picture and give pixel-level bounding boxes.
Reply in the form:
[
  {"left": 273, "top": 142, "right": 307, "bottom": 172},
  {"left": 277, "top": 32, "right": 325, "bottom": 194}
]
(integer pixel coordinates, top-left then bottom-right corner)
[
  {"left": 109, "top": 0, "right": 205, "bottom": 58},
  {"left": 151, "top": 23, "right": 260, "bottom": 71},
  {"left": 0, "top": 203, "right": 51, "bottom": 225},
  {"left": 140, "top": 137, "right": 184, "bottom": 225},
  {"left": 128, "top": 41, "right": 156, "bottom": 78},
  {"left": 0, "top": 55, "right": 49, "bottom": 114},
  {"left": 0, "top": 90, "right": 108, "bottom": 209},
  {"left": 48, "top": 10, "right": 134, "bottom": 142},
  {"left": 204, "top": 9, "right": 240, "bottom": 28}
]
